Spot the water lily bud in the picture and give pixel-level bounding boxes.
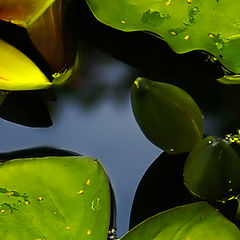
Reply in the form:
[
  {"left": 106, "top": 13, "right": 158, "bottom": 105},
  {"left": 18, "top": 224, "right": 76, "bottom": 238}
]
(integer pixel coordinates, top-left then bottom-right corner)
[
  {"left": 131, "top": 77, "right": 204, "bottom": 154},
  {"left": 184, "top": 136, "right": 240, "bottom": 201}
]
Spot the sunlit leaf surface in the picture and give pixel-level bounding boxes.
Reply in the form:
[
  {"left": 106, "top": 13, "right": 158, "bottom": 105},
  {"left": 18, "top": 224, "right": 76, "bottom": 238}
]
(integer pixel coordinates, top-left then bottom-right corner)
[
  {"left": 0, "top": 0, "right": 55, "bottom": 27},
  {"left": 0, "top": 156, "right": 110, "bottom": 239},
  {"left": 122, "top": 202, "right": 240, "bottom": 240},
  {"left": 86, "top": 0, "right": 240, "bottom": 74},
  {"left": 0, "top": 39, "right": 51, "bottom": 91},
  {"left": 131, "top": 77, "right": 204, "bottom": 154}
]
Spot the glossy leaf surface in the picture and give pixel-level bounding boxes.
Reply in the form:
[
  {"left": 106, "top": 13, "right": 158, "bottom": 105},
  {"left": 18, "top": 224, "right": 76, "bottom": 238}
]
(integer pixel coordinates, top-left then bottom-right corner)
[
  {"left": 86, "top": 0, "right": 240, "bottom": 75},
  {"left": 0, "top": 39, "right": 52, "bottom": 91},
  {"left": 131, "top": 77, "right": 204, "bottom": 154},
  {"left": 0, "top": 0, "right": 55, "bottom": 27},
  {"left": 184, "top": 136, "right": 240, "bottom": 201},
  {"left": 0, "top": 156, "right": 110, "bottom": 239},
  {"left": 123, "top": 202, "right": 240, "bottom": 240}
]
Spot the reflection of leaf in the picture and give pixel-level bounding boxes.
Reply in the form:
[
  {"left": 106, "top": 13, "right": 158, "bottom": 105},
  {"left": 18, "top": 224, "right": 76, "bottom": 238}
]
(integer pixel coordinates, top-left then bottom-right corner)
[
  {"left": 130, "top": 152, "right": 196, "bottom": 229},
  {"left": 0, "top": 0, "right": 55, "bottom": 28},
  {"left": 86, "top": 0, "right": 240, "bottom": 74},
  {"left": 0, "top": 155, "right": 110, "bottom": 239},
  {"left": 0, "top": 91, "right": 52, "bottom": 127},
  {"left": 123, "top": 202, "right": 240, "bottom": 240},
  {"left": 0, "top": 39, "right": 51, "bottom": 91},
  {"left": 131, "top": 77, "right": 204, "bottom": 154}
]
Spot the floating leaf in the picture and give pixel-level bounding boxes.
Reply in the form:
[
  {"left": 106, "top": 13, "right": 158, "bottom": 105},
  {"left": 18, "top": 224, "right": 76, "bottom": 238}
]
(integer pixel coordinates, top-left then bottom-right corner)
[
  {"left": 0, "top": 39, "right": 52, "bottom": 91},
  {"left": 131, "top": 77, "right": 204, "bottom": 154},
  {"left": 123, "top": 202, "right": 240, "bottom": 240},
  {"left": 184, "top": 136, "right": 240, "bottom": 201},
  {"left": 86, "top": 0, "right": 240, "bottom": 74},
  {"left": 0, "top": 155, "right": 110, "bottom": 239},
  {"left": 0, "top": 0, "right": 55, "bottom": 28}
]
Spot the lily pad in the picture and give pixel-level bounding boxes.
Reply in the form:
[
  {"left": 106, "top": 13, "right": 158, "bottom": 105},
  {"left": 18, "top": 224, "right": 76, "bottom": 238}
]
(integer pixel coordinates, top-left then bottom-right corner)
[
  {"left": 86, "top": 0, "right": 240, "bottom": 75},
  {"left": 0, "top": 156, "right": 110, "bottom": 239},
  {"left": 184, "top": 136, "right": 240, "bottom": 201},
  {"left": 122, "top": 202, "right": 240, "bottom": 240}
]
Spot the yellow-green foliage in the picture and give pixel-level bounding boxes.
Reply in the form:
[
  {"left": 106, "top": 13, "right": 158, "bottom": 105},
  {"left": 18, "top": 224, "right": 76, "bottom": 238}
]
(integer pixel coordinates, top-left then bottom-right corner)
[{"left": 87, "top": 0, "right": 240, "bottom": 79}]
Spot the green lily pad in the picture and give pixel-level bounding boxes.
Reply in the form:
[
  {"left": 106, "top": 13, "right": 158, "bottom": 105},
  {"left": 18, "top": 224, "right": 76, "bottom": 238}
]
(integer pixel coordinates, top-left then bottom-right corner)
[
  {"left": 131, "top": 77, "right": 204, "bottom": 154},
  {"left": 0, "top": 156, "right": 110, "bottom": 239},
  {"left": 86, "top": 0, "right": 240, "bottom": 74},
  {"left": 184, "top": 136, "right": 240, "bottom": 201},
  {"left": 122, "top": 202, "right": 240, "bottom": 240}
]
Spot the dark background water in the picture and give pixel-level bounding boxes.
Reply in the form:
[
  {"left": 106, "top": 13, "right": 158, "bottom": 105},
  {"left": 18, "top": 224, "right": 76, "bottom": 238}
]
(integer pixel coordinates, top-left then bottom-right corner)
[{"left": 2, "top": 0, "right": 240, "bottom": 237}]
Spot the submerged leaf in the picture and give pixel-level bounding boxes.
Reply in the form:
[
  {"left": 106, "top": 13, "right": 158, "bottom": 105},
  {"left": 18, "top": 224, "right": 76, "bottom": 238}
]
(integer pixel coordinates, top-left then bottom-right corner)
[
  {"left": 0, "top": 39, "right": 51, "bottom": 91},
  {"left": 123, "top": 202, "right": 240, "bottom": 240},
  {"left": 86, "top": 0, "right": 240, "bottom": 74},
  {"left": 0, "top": 155, "right": 110, "bottom": 239},
  {"left": 0, "top": 0, "right": 55, "bottom": 28},
  {"left": 131, "top": 77, "right": 204, "bottom": 154}
]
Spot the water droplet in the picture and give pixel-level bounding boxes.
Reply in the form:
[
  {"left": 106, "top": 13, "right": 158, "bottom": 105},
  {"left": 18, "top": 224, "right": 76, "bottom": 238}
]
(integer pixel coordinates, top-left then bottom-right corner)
[
  {"left": 166, "top": 0, "right": 172, "bottom": 6},
  {"left": 86, "top": 179, "right": 91, "bottom": 185},
  {"left": 78, "top": 190, "right": 84, "bottom": 195},
  {"left": 208, "top": 140, "right": 212, "bottom": 144},
  {"left": 170, "top": 148, "right": 174, "bottom": 152},
  {"left": 38, "top": 197, "right": 43, "bottom": 201},
  {"left": 208, "top": 33, "right": 215, "bottom": 39},
  {"left": 91, "top": 198, "right": 102, "bottom": 211},
  {"left": 184, "top": 35, "right": 190, "bottom": 40},
  {"left": 120, "top": 20, "right": 126, "bottom": 24},
  {"left": 66, "top": 226, "right": 71, "bottom": 230},
  {"left": 187, "top": 0, "right": 192, "bottom": 3},
  {"left": 24, "top": 200, "right": 30, "bottom": 205},
  {"left": 87, "top": 230, "right": 92, "bottom": 236},
  {"left": 7, "top": 191, "right": 13, "bottom": 197}
]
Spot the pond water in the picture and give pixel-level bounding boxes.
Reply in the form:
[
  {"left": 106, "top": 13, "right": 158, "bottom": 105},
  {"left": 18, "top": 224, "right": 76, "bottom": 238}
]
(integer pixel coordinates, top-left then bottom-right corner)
[{"left": 0, "top": 50, "right": 160, "bottom": 237}]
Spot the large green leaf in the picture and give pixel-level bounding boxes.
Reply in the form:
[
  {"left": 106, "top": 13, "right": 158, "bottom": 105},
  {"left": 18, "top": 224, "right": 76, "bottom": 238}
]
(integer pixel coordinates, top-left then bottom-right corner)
[
  {"left": 0, "top": 39, "right": 52, "bottom": 90},
  {"left": 0, "top": 156, "right": 110, "bottom": 239},
  {"left": 86, "top": 0, "right": 240, "bottom": 76},
  {"left": 184, "top": 136, "right": 240, "bottom": 201},
  {"left": 131, "top": 77, "right": 204, "bottom": 154},
  {"left": 122, "top": 202, "right": 240, "bottom": 240}
]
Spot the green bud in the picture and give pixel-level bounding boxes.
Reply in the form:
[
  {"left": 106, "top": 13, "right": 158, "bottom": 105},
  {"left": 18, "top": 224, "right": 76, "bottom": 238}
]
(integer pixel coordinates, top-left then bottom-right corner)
[{"left": 131, "top": 77, "right": 204, "bottom": 154}]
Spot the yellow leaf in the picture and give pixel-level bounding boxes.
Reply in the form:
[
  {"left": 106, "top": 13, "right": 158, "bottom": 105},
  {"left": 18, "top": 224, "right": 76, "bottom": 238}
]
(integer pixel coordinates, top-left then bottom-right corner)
[{"left": 0, "top": 39, "right": 52, "bottom": 90}]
